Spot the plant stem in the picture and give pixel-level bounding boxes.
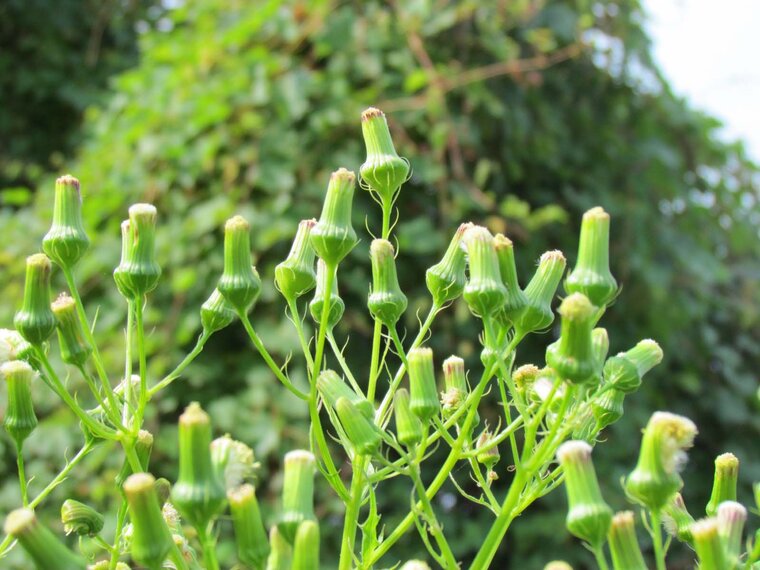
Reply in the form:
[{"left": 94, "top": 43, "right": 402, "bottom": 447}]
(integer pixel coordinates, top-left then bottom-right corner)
[
  {"left": 108, "top": 501, "right": 128, "bottom": 570},
  {"left": 148, "top": 331, "right": 210, "bottom": 397},
  {"left": 339, "top": 455, "right": 368, "bottom": 570},
  {"left": 133, "top": 296, "right": 149, "bottom": 429},
  {"left": 367, "top": 319, "right": 384, "bottom": 402},
  {"left": 197, "top": 523, "right": 220, "bottom": 570},
  {"left": 593, "top": 545, "right": 610, "bottom": 570},
  {"left": 650, "top": 510, "right": 666, "bottom": 570},
  {"left": 288, "top": 298, "right": 314, "bottom": 373},
  {"left": 15, "top": 442, "right": 28, "bottom": 506},
  {"left": 328, "top": 331, "right": 363, "bottom": 396}
]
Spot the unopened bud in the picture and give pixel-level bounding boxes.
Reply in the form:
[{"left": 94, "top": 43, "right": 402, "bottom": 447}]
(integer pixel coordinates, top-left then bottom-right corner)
[
  {"left": 625, "top": 412, "right": 697, "bottom": 510},
  {"left": 4, "top": 508, "right": 86, "bottom": 569},
  {"left": 61, "top": 499, "right": 104, "bottom": 537},
  {"left": 267, "top": 526, "right": 292, "bottom": 570},
  {"left": 408, "top": 347, "right": 439, "bottom": 422},
  {"left": 217, "top": 216, "right": 262, "bottom": 312},
  {"left": 368, "top": 239, "right": 407, "bottom": 325},
  {"left": 494, "top": 234, "right": 528, "bottom": 325},
  {"left": 400, "top": 561, "right": 432, "bottom": 570},
  {"left": 291, "top": 520, "right": 320, "bottom": 570},
  {"left": 717, "top": 501, "right": 746, "bottom": 563},
  {"left": 706, "top": 453, "right": 739, "bottom": 516},
  {"left": 89, "top": 562, "right": 131, "bottom": 570},
  {"left": 690, "top": 518, "right": 728, "bottom": 570},
  {"left": 15, "top": 254, "right": 56, "bottom": 345},
  {"left": 591, "top": 328, "right": 609, "bottom": 368},
  {"left": 543, "top": 562, "right": 573, "bottom": 570},
  {"left": 514, "top": 251, "right": 566, "bottom": 334},
  {"left": 592, "top": 388, "right": 625, "bottom": 430},
  {"left": 604, "top": 339, "right": 663, "bottom": 394},
  {"left": 394, "top": 388, "right": 423, "bottom": 448},
  {"left": 310, "top": 168, "right": 357, "bottom": 266},
  {"left": 441, "top": 356, "right": 466, "bottom": 417},
  {"left": 462, "top": 226, "right": 507, "bottom": 318},
  {"left": 607, "top": 511, "right": 647, "bottom": 570},
  {"left": 123, "top": 473, "right": 174, "bottom": 569},
  {"left": 42, "top": 175, "right": 90, "bottom": 269},
  {"left": 211, "top": 435, "right": 256, "bottom": 490},
  {"left": 662, "top": 493, "right": 695, "bottom": 544},
  {"left": 476, "top": 430, "right": 500, "bottom": 468},
  {"left": 51, "top": 294, "right": 91, "bottom": 366},
  {"left": 2, "top": 361, "right": 38, "bottom": 445},
  {"left": 545, "top": 293, "right": 598, "bottom": 383},
  {"left": 0, "top": 329, "right": 34, "bottom": 364},
  {"left": 335, "top": 397, "right": 382, "bottom": 455},
  {"left": 512, "top": 364, "right": 540, "bottom": 396},
  {"left": 113, "top": 204, "right": 161, "bottom": 299},
  {"left": 278, "top": 450, "right": 317, "bottom": 543},
  {"left": 228, "top": 484, "right": 270, "bottom": 568},
  {"left": 565, "top": 207, "right": 618, "bottom": 306},
  {"left": 200, "top": 288, "right": 237, "bottom": 334},
  {"left": 309, "top": 259, "right": 344, "bottom": 329},
  {"left": 275, "top": 219, "right": 317, "bottom": 302},
  {"left": 317, "top": 370, "right": 373, "bottom": 419},
  {"left": 426, "top": 223, "right": 471, "bottom": 307},
  {"left": 557, "top": 441, "right": 612, "bottom": 547},
  {"left": 360, "top": 107, "right": 410, "bottom": 201}
]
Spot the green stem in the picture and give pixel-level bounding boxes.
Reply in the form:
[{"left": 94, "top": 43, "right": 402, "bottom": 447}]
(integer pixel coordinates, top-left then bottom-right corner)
[
  {"left": 287, "top": 298, "right": 314, "bottom": 373},
  {"left": 148, "top": 331, "right": 210, "bottom": 397},
  {"left": 650, "top": 510, "right": 666, "bottom": 570},
  {"left": 108, "top": 502, "right": 128, "bottom": 570},
  {"left": 593, "top": 545, "right": 610, "bottom": 570},
  {"left": 168, "top": 541, "right": 191, "bottom": 570},
  {"left": 327, "top": 331, "right": 363, "bottom": 396},
  {"left": 367, "top": 319, "right": 385, "bottom": 402},
  {"left": 15, "top": 442, "right": 28, "bottom": 506},
  {"left": 339, "top": 455, "right": 368, "bottom": 570},
  {"left": 77, "top": 364, "right": 125, "bottom": 430},
  {"left": 197, "top": 523, "right": 220, "bottom": 570},
  {"left": 133, "top": 297, "right": 149, "bottom": 429},
  {"left": 381, "top": 196, "right": 392, "bottom": 239}
]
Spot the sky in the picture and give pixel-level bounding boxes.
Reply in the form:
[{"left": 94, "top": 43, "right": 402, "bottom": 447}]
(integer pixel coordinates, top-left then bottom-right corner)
[{"left": 644, "top": 0, "right": 760, "bottom": 161}]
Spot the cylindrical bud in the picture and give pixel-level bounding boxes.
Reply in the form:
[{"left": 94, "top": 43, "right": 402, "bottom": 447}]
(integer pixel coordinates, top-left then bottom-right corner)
[
  {"left": 210, "top": 435, "right": 256, "bottom": 490},
  {"left": 200, "top": 288, "right": 237, "bottom": 334},
  {"left": 4, "top": 508, "right": 86, "bottom": 569},
  {"left": 706, "top": 452, "right": 739, "bottom": 516},
  {"left": 113, "top": 204, "right": 161, "bottom": 299},
  {"left": 716, "top": 501, "right": 746, "bottom": 563},
  {"left": 441, "top": 355, "right": 466, "bottom": 417},
  {"left": 607, "top": 511, "right": 647, "bottom": 570},
  {"left": 690, "top": 518, "right": 728, "bottom": 570},
  {"left": 493, "top": 234, "right": 528, "bottom": 325},
  {"left": 603, "top": 339, "right": 662, "bottom": 393},
  {"left": 462, "top": 226, "right": 507, "bottom": 317},
  {"left": 278, "top": 450, "right": 317, "bottom": 543},
  {"left": 228, "top": 484, "right": 270, "bottom": 568},
  {"left": 0, "top": 328, "right": 35, "bottom": 364},
  {"left": 625, "top": 412, "right": 697, "bottom": 511},
  {"left": 115, "top": 429, "right": 153, "bottom": 488},
  {"left": 591, "top": 328, "right": 609, "bottom": 368},
  {"left": 266, "top": 526, "right": 292, "bottom": 570},
  {"left": 2, "top": 360, "right": 38, "bottom": 445},
  {"left": 475, "top": 430, "right": 500, "bottom": 468},
  {"left": 154, "top": 478, "right": 172, "bottom": 506},
  {"left": 565, "top": 207, "right": 618, "bottom": 307},
  {"left": 592, "top": 388, "right": 625, "bottom": 430},
  {"left": 557, "top": 441, "right": 612, "bottom": 547},
  {"left": 623, "top": 339, "right": 664, "bottom": 377},
  {"left": 217, "top": 216, "right": 262, "bottom": 312},
  {"left": 543, "top": 562, "right": 573, "bottom": 570},
  {"left": 662, "top": 493, "right": 695, "bottom": 544},
  {"left": 15, "top": 254, "right": 57, "bottom": 345},
  {"left": 310, "top": 168, "right": 357, "bottom": 266},
  {"left": 51, "top": 294, "right": 91, "bottom": 366},
  {"left": 317, "top": 370, "right": 373, "bottom": 419},
  {"left": 407, "top": 347, "right": 439, "bottom": 421},
  {"left": 291, "top": 520, "right": 320, "bottom": 570},
  {"left": 309, "top": 259, "right": 344, "bottom": 329},
  {"left": 123, "top": 473, "right": 174, "bottom": 570},
  {"left": 359, "top": 107, "right": 410, "bottom": 201},
  {"left": 368, "top": 239, "right": 407, "bottom": 325},
  {"left": 514, "top": 251, "right": 566, "bottom": 335},
  {"left": 426, "top": 222, "right": 471, "bottom": 307},
  {"left": 512, "top": 364, "right": 540, "bottom": 397},
  {"left": 171, "top": 403, "right": 226, "bottom": 529},
  {"left": 545, "top": 293, "right": 598, "bottom": 383},
  {"left": 42, "top": 175, "right": 90, "bottom": 269},
  {"left": 335, "top": 397, "right": 382, "bottom": 455},
  {"left": 275, "top": 219, "right": 317, "bottom": 302},
  {"left": 61, "top": 499, "right": 104, "bottom": 537},
  {"left": 394, "top": 388, "right": 423, "bottom": 448}
]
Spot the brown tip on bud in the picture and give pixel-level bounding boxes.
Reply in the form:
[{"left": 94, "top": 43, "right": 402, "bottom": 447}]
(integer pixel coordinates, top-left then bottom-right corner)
[
  {"left": 361, "top": 107, "right": 385, "bottom": 121},
  {"left": 540, "top": 250, "right": 566, "bottom": 264},
  {"left": 301, "top": 218, "right": 317, "bottom": 229},
  {"left": 56, "top": 174, "right": 80, "bottom": 189}
]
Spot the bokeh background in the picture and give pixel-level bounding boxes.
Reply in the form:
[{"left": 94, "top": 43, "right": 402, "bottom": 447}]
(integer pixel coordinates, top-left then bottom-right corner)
[{"left": 1, "top": 0, "right": 758, "bottom": 568}]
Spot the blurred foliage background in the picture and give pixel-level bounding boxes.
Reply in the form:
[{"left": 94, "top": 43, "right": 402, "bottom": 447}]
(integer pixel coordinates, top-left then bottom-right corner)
[{"left": 0, "top": 0, "right": 758, "bottom": 568}]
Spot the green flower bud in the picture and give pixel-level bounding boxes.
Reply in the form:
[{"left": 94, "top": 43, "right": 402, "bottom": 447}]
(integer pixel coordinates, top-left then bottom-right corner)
[
  {"left": 359, "top": 107, "right": 410, "bottom": 201},
  {"left": 123, "top": 473, "right": 174, "bottom": 570},
  {"left": 154, "top": 478, "right": 172, "bottom": 507},
  {"left": 210, "top": 435, "right": 256, "bottom": 490},
  {"left": 0, "top": 328, "right": 35, "bottom": 364},
  {"left": 401, "top": 562, "right": 433, "bottom": 570},
  {"left": 278, "top": 450, "right": 317, "bottom": 543},
  {"left": 2, "top": 360, "right": 38, "bottom": 445},
  {"left": 317, "top": 370, "right": 373, "bottom": 419},
  {"left": 494, "top": 234, "right": 528, "bottom": 325},
  {"left": 113, "top": 204, "right": 161, "bottom": 299},
  {"left": 310, "top": 168, "right": 357, "bottom": 266},
  {"left": 61, "top": 499, "right": 104, "bottom": 537},
  {"left": 557, "top": 441, "right": 613, "bottom": 547},
  {"left": 625, "top": 412, "right": 697, "bottom": 511},
  {"left": 217, "top": 215, "right": 262, "bottom": 313},
  {"left": 4, "top": 508, "right": 86, "bottom": 570},
  {"left": 291, "top": 520, "right": 320, "bottom": 570},
  {"left": 591, "top": 328, "right": 609, "bottom": 368},
  {"left": 514, "top": 250, "right": 566, "bottom": 335},
  {"left": 394, "top": 388, "right": 423, "bottom": 448},
  {"left": 266, "top": 526, "right": 292, "bottom": 570},
  {"left": 408, "top": 347, "right": 439, "bottom": 422},
  {"left": 662, "top": 493, "right": 695, "bottom": 544},
  {"left": 368, "top": 239, "right": 407, "bottom": 325},
  {"left": 228, "top": 484, "right": 270, "bottom": 568},
  {"left": 706, "top": 452, "right": 739, "bottom": 516},
  {"left": 476, "top": 430, "right": 500, "bottom": 468},
  {"left": 603, "top": 339, "right": 663, "bottom": 394},
  {"left": 717, "top": 501, "right": 746, "bottom": 564},
  {"left": 441, "top": 355, "right": 465, "bottom": 417},
  {"left": 200, "top": 288, "right": 237, "bottom": 334},
  {"left": 89, "top": 562, "right": 131, "bottom": 570},
  {"left": 607, "top": 511, "right": 647, "bottom": 570},
  {"left": 275, "top": 219, "right": 317, "bottom": 302},
  {"left": 51, "top": 294, "right": 91, "bottom": 366},
  {"left": 691, "top": 518, "right": 728, "bottom": 570},
  {"left": 426, "top": 222, "right": 471, "bottom": 307},
  {"left": 512, "top": 364, "right": 540, "bottom": 397},
  {"left": 171, "top": 403, "right": 226, "bottom": 529},
  {"left": 42, "top": 175, "right": 90, "bottom": 269},
  {"left": 624, "top": 338, "right": 664, "bottom": 377},
  {"left": 309, "top": 259, "right": 344, "bottom": 329},
  {"left": 15, "top": 254, "right": 56, "bottom": 345},
  {"left": 543, "top": 562, "right": 573, "bottom": 570},
  {"left": 592, "top": 388, "right": 625, "bottom": 430},
  {"left": 462, "top": 226, "right": 507, "bottom": 317},
  {"left": 335, "top": 397, "right": 382, "bottom": 455},
  {"left": 545, "top": 293, "right": 598, "bottom": 383},
  {"left": 115, "top": 430, "right": 153, "bottom": 488},
  {"left": 565, "top": 207, "right": 618, "bottom": 307}
]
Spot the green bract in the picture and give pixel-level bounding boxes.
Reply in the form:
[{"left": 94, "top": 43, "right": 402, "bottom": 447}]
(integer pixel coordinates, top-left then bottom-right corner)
[{"left": 42, "top": 175, "right": 90, "bottom": 269}]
